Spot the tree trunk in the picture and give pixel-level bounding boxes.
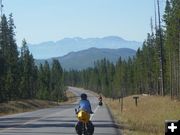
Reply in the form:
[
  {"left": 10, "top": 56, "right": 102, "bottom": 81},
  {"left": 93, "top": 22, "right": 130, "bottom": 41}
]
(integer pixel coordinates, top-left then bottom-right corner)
[
  {"left": 169, "top": 49, "right": 173, "bottom": 100},
  {"left": 178, "top": 33, "right": 180, "bottom": 100}
]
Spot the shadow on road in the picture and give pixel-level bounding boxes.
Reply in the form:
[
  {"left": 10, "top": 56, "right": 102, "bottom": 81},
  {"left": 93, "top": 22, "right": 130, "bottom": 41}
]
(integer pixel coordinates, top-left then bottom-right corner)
[
  {"left": 0, "top": 117, "right": 40, "bottom": 121},
  {"left": 0, "top": 118, "right": 120, "bottom": 129}
]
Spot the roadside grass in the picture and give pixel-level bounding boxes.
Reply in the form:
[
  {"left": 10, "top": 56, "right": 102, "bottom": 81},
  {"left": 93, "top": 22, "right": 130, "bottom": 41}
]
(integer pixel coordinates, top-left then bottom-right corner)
[
  {"left": 61, "top": 90, "right": 77, "bottom": 104},
  {"left": 0, "top": 99, "right": 57, "bottom": 116},
  {"left": 0, "top": 90, "right": 76, "bottom": 116},
  {"left": 105, "top": 95, "right": 180, "bottom": 135}
]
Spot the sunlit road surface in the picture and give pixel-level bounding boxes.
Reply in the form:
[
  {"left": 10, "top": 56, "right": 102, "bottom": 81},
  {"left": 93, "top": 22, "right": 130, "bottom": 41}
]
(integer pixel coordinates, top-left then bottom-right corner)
[{"left": 0, "top": 87, "right": 121, "bottom": 135}]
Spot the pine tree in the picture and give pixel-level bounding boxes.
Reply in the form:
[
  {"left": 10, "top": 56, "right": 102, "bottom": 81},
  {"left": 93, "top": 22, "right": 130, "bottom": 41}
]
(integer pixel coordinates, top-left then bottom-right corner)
[
  {"left": 163, "top": 0, "right": 180, "bottom": 99},
  {"left": 0, "top": 48, "right": 5, "bottom": 102},
  {"left": 37, "top": 61, "right": 51, "bottom": 99},
  {"left": 19, "top": 39, "right": 37, "bottom": 99},
  {"left": 50, "top": 59, "right": 65, "bottom": 102},
  {"left": 0, "top": 14, "right": 19, "bottom": 101},
  {"left": 6, "top": 14, "right": 19, "bottom": 100},
  {"left": 0, "top": 15, "right": 10, "bottom": 101}
]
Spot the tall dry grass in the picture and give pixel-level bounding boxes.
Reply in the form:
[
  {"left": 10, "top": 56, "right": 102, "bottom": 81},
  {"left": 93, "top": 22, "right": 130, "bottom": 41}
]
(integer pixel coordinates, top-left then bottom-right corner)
[{"left": 105, "top": 95, "right": 180, "bottom": 135}]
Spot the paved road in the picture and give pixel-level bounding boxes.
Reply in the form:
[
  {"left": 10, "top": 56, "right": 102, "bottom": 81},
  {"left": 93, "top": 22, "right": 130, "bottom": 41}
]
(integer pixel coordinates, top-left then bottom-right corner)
[{"left": 0, "top": 87, "right": 121, "bottom": 135}]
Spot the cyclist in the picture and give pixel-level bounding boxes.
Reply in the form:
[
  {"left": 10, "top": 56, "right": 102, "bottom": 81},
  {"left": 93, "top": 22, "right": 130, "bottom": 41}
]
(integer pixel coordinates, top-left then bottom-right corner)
[
  {"left": 75, "top": 93, "right": 94, "bottom": 135},
  {"left": 77, "top": 93, "right": 93, "bottom": 114}
]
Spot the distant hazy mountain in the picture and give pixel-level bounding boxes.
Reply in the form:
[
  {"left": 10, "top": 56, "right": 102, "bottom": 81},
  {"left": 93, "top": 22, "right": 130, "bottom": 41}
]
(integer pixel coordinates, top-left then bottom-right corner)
[
  {"left": 37, "top": 47, "right": 136, "bottom": 70},
  {"left": 28, "top": 36, "right": 141, "bottom": 59}
]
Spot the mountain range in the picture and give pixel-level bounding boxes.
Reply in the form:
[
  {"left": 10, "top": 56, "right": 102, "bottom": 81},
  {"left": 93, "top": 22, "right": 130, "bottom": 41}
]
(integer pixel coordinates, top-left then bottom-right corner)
[
  {"left": 37, "top": 47, "right": 136, "bottom": 70},
  {"left": 28, "top": 36, "right": 142, "bottom": 59}
]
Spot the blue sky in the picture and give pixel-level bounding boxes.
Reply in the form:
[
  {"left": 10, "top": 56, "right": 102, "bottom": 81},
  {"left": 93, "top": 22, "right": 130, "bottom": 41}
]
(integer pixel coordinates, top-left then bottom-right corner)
[{"left": 3, "top": 0, "right": 166, "bottom": 46}]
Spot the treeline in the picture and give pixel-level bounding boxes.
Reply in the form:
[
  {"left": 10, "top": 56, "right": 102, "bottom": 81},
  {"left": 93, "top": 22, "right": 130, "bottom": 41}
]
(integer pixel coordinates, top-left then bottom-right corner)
[
  {"left": 0, "top": 14, "right": 66, "bottom": 103},
  {"left": 0, "top": 0, "right": 179, "bottom": 102},
  {"left": 65, "top": 0, "right": 180, "bottom": 99}
]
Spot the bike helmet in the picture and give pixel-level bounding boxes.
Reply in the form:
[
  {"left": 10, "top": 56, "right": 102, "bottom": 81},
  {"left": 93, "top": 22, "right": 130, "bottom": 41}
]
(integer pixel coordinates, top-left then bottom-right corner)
[{"left": 81, "top": 93, "right": 87, "bottom": 100}]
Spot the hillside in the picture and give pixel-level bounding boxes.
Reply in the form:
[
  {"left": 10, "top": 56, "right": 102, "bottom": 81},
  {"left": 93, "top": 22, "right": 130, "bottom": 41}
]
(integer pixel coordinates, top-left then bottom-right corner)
[
  {"left": 29, "top": 36, "right": 141, "bottom": 59},
  {"left": 37, "top": 47, "right": 136, "bottom": 70}
]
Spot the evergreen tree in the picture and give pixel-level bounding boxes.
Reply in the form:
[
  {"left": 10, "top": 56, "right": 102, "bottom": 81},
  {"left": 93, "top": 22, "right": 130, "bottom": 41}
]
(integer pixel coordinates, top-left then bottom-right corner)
[
  {"left": 37, "top": 61, "right": 51, "bottom": 99},
  {"left": 0, "top": 14, "right": 19, "bottom": 101},
  {"left": 50, "top": 59, "right": 65, "bottom": 102},
  {"left": 6, "top": 14, "right": 19, "bottom": 100},
  {"left": 19, "top": 39, "right": 37, "bottom": 99},
  {"left": 0, "top": 15, "right": 10, "bottom": 102},
  {"left": 0, "top": 48, "right": 5, "bottom": 102}
]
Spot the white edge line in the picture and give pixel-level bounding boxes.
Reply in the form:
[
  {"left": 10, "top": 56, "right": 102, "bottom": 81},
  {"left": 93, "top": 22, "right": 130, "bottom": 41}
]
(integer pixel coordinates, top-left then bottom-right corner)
[{"left": 90, "top": 105, "right": 99, "bottom": 120}]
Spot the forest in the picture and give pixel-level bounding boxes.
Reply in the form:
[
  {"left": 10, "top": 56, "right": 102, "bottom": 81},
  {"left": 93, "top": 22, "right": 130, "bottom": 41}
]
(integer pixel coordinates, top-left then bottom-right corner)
[
  {"left": 65, "top": 0, "right": 180, "bottom": 99},
  {"left": 0, "top": 14, "right": 66, "bottom": 103},
  {"left": 0, "top": 0, "right": 180, "bottom": 103}
]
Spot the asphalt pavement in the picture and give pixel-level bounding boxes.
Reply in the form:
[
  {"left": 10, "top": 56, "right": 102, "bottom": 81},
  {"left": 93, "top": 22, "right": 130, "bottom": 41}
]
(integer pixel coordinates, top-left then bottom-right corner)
[{"left": 0, "top": 87, "right": 121, "bottom": 135}]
